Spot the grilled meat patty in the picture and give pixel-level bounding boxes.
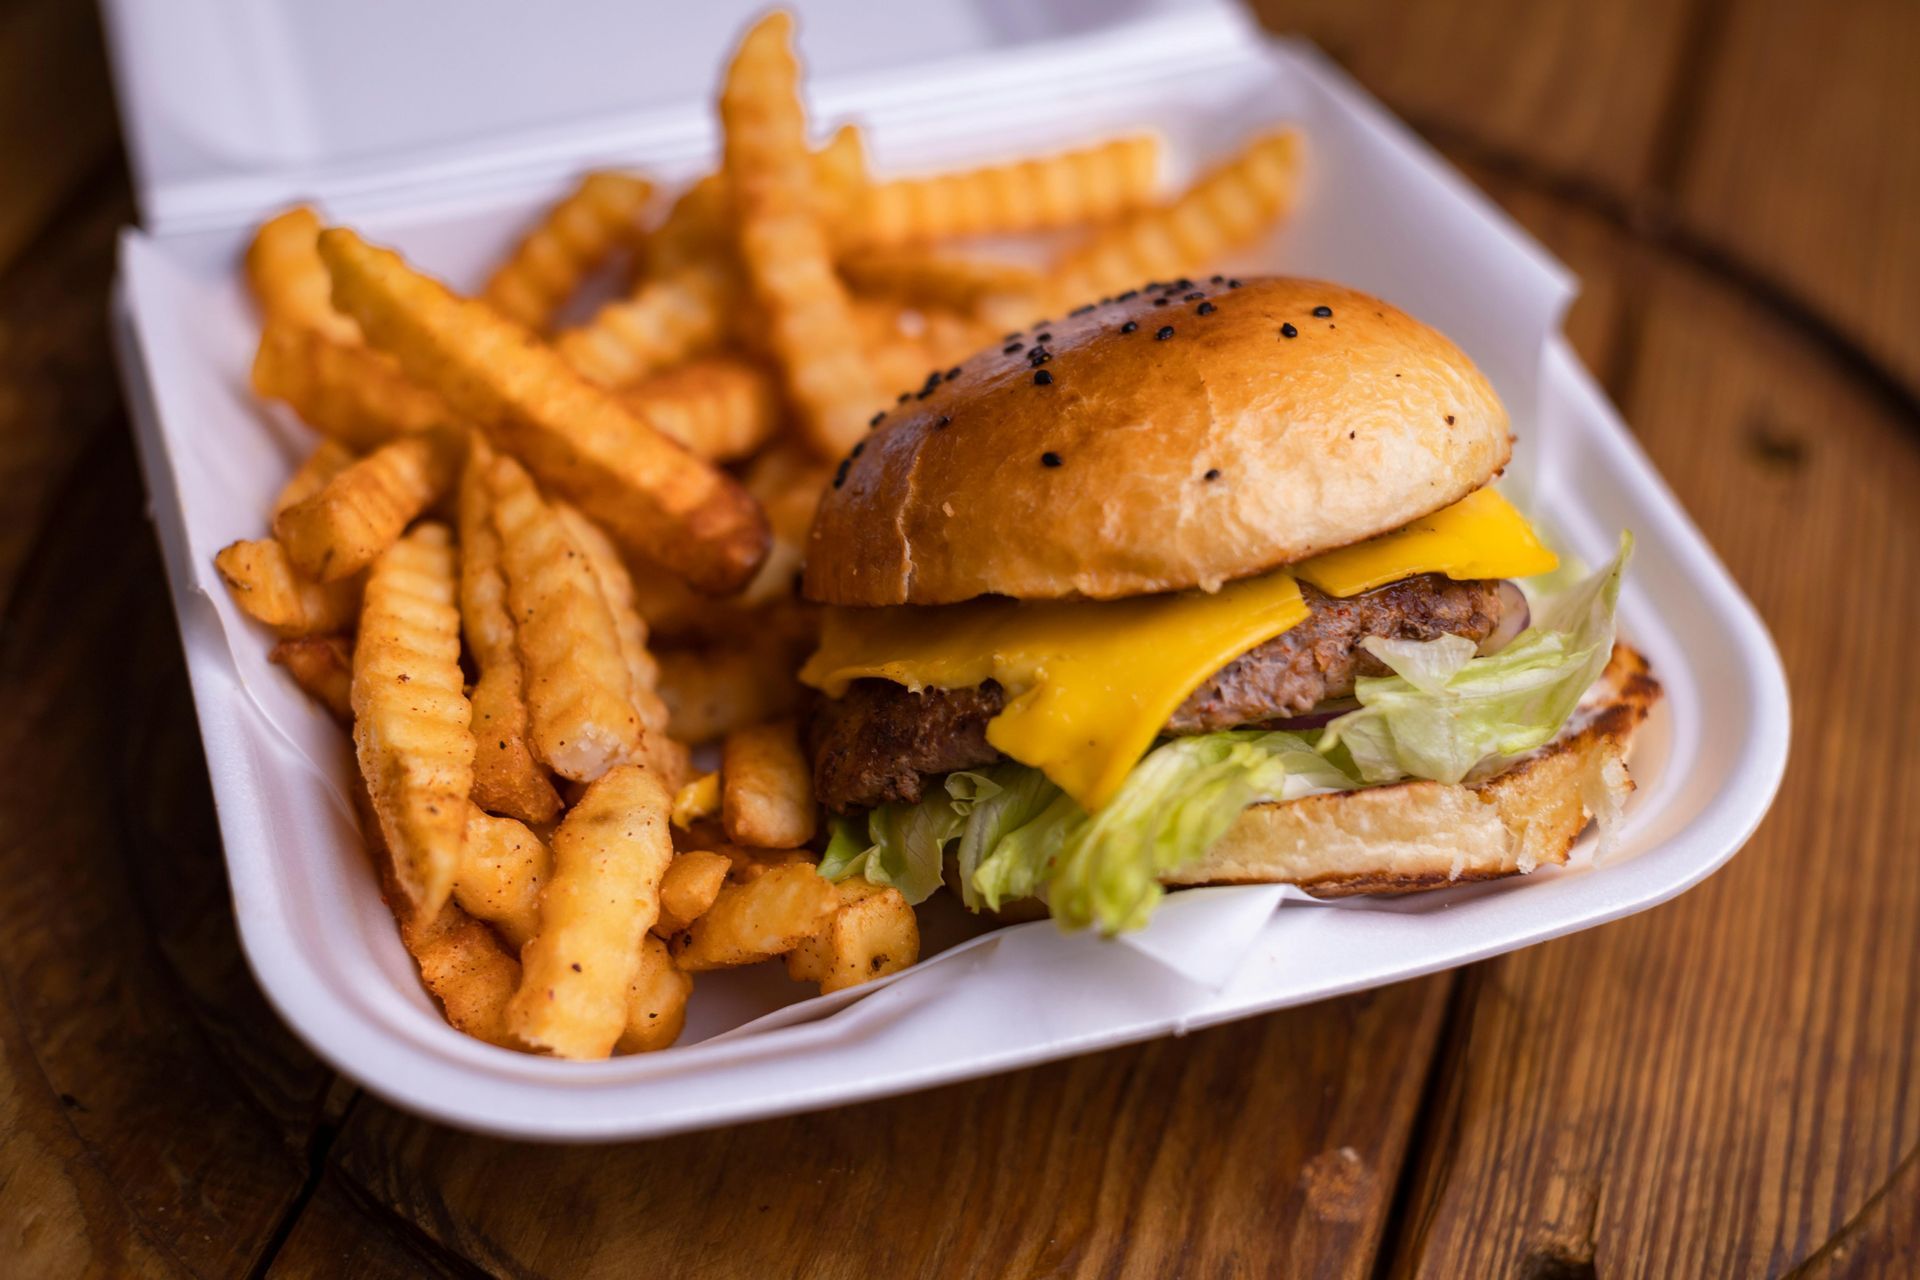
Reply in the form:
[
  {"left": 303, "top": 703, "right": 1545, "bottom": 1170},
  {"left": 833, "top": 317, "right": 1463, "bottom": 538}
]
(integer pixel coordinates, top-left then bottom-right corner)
[{"left": 809, "top": 574, "right": 1506, "bottom": 813}]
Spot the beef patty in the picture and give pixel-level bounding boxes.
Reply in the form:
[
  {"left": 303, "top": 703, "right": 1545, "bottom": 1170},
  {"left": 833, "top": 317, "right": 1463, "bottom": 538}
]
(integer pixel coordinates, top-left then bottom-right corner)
[{"left": 809, "top": 574, "right": 1506, "bottom": 812}]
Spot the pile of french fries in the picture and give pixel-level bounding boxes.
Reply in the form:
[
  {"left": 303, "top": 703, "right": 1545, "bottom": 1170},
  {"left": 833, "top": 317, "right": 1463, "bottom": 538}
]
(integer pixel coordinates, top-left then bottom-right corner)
[{"left": 215, "top": 9, "right": 1303, "bottom": 1059}]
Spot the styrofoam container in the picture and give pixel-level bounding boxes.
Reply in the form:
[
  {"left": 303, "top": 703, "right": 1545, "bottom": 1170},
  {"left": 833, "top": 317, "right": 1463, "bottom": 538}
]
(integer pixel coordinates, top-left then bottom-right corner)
[{"left": 107, "top": 0, "right": 1788, "bottom": 1139}]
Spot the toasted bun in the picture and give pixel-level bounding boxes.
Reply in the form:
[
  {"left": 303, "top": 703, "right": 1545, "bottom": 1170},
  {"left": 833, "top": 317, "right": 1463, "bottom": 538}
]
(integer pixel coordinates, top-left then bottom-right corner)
[
  {"left": 805, "top": 277, "right": 1510, "bottom": 606},
  {"left": 1163, "top": 644, "right": 1661, "bottom": 896}
]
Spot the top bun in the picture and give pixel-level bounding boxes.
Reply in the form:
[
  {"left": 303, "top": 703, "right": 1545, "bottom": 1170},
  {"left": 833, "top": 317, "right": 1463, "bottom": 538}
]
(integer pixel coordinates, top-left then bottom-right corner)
[{"left": 803, "top": 277, "right": 1510, "bottom": 606}]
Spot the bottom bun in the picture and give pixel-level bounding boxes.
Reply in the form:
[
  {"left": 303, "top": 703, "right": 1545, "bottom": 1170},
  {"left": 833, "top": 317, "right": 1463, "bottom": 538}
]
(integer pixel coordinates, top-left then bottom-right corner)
[{"left": 1163, "top": 643, "right": 1661, "bottom": 897}]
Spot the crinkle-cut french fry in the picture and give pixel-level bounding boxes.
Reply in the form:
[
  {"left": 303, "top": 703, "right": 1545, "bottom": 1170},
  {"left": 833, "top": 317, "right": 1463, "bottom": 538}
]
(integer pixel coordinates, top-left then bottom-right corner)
[
  {"left": 402, "top": 902, "right": 523, "bottom": 1048},
  {"left": 670, "top": 861, "right": 840, "bottom": 971},
  {"left": 457, "top": 807, "right": 551, "bottom": 950},
  {"left": 553, "top": 501, "right": 689, "bottom": 785},
  {"left": 485, "top": 452, "right": 642, "bottom": 781},
  {"left": 618, "top": 934, "right": 691, "bottom": 1053},
  {"left": 246, "top": 206, "right": 361, "bottom": 343},
  {"left": 620, "top": 357, "right": 781, "bottom": 464},
  {"left": 214, "top": 538, "right": 362, "bottom": 637},
  {"left": 269, "top": 635, "right": 354, "bottom": 723},
  {"left": 272, "top": 429, "right": 462, "bottom": 582},
  {"left": 1046, "top": 129, "right": 1302, "bottom": 310},
  {"left": 654, "top": 849, "right": 731, "bottom": 935},
  {"left": 351, "top": 523, "right": 473, "bottom": 918},
  {"left": 552, "top": 259, "right": 737, "bottom": 388},
  {"left": 508, "top": 764, "right": 673, "bottom": 1059},
  {"left": 481, "top": 171, "right": 653, "bottom": 332},
  {"left": 850, "top": 134, "right": 1161, "bottom": 246},
  {"left": 457, "top": 446, "right": 563, "bottom": 824},
  {"left": 721, "top": 718, "right": 816, "bottom": 848},
  {"left": 857, "top": 301, "right": 996, "bottom": 408},
  {"left": 654, "top": 637, "right": 806, "bottom": 744},
  {"left": 785, "top": 877, "right": 920, "bottom": 994},
  {"left": 734, "top": 442, "right": 834, "bottom": 606},
  {"left": 253, "top": 322, "right": 446, "bottom": 452},
  {"left": 722, "top": 13, "right": 878, "bottom": 460},
  {"left": 839, "top": 248, "right": 1044, "bottom": 326},
  {"left": 273, "top": 440, "right": 357, "bottom": 519},
  {"left": 321, "top": 228, "right": 769, "bottom": 594}
]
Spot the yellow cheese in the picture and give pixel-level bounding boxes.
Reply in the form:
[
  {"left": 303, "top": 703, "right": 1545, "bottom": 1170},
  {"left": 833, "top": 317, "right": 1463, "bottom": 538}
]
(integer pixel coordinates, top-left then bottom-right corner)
[
  {"left": 1292, "top": 488, "right": 1557, "bottom": 597},
  {"left": 801, "top": 488, "right": 1556, "bottom": 811},
  {"left": 803, "top": 572, "right": 1310, "bottom": 810}
]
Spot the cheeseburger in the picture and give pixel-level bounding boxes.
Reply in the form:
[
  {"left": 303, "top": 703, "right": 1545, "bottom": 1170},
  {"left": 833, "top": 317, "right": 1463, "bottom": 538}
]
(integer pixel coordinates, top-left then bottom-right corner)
[{"left": 799, "top": 277, "right": 1658, "bottom": 933}]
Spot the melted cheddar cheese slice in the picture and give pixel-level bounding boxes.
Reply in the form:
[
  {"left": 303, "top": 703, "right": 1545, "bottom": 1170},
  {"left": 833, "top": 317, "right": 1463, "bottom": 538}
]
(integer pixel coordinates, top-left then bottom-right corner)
[{"left": 801, "top": 488, "right": 1556, "bottom": 810}]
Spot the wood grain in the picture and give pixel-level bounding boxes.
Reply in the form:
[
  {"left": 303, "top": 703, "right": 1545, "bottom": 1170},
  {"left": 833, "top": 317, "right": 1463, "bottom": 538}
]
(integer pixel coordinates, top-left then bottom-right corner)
[
  {"left": 267, "top": 1173, "right": 474, "bottom": 1280},
  {"left": 1678, "top": 0, "right": 1920, "bottom": 399},
  {"left": 0, "top": 443, "right": 337, "bottom": 1275},
  {"left": 329, "top": 980, "right": 1449, "bottom": 1278},
  {"left": 1380, "top": 191, "right": 1920, "bottom": 1278},
  {"left": 0, "top": 0, "right": 116, "bottom": 275}
]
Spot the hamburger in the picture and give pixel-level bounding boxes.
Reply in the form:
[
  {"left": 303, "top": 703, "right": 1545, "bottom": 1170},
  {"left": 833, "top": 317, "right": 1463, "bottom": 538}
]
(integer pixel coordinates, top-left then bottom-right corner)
[{"left": 798, "top": 277, "right": 1659, "bottom": 933}]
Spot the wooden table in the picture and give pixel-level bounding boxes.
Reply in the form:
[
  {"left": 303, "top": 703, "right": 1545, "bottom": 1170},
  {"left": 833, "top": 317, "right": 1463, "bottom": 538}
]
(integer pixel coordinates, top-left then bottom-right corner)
[{"left": 2, "top": 1, "right": 1915, "bottom": 1274}]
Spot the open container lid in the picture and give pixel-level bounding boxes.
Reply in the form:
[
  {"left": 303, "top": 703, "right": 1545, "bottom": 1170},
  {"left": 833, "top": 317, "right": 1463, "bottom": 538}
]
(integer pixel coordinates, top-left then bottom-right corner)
[{"left": 100, "top": 0, "right": 1228, "bottom": 233}]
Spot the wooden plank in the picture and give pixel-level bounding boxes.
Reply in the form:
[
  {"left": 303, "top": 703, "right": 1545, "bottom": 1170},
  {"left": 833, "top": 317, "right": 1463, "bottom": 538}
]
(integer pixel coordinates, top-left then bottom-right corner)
[
  {"left": 1677, "top": 0, "right": 1920, "bottom": 399},
  {"left": 0, "top": 438, "right": 337, "bottom": 1275},
  {"left": 267, "top": 1173, "right": 474, "bottom": 1279},
  {"left": 1383, "top": 196, "right": 1920, "bottom": 1277},
  {"left": 1251, "top": 0, "right": 1706, "bottom": 196},
  {"left": 330, "top": 978, "right": 1450, "bottom": 1278},
  {"left": 0, "top": 0, "right": 117, "bottom": 275}
]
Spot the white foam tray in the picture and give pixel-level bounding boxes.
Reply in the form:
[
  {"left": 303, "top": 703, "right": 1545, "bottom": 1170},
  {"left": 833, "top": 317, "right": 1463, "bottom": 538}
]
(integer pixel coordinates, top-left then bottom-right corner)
[{"left": 111, "top": 6, "right": 1788, "bottom": 1140}]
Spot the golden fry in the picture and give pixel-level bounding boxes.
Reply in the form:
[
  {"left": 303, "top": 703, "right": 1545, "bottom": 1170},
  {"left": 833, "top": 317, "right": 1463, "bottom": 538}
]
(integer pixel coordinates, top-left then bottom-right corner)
[
  {"left": 839, "top": 248, "right": 1043, "bottom": 328},
  {"left": 655, "top": 848, "right": 731, "bottom": 935},
  {"left": 721, "top": 719, "right": 816, "bottom": 848},
  {"left": 401, "top": 901, "right": 523, "bottom": 1048},
  {"left": 850, "top": 134, "right": 1160, "bottom": 246},
  {"left": 620, "top": 357, "right": 781, "bottom": 464},
  {"left": 457, "top": 445, "right": 563, "bottom": 824},
  {"left": 246, "top": 206, "right": 360, "bottom": 343},
  {"left": 273, "top": 430, "right": 461, "bottom": 582},
  {"left": 722, "top": 12, "right": 878, "bottom": 459},
  {"left": 252, "top": 322, "right": 445, "bottom": 451},
  {"left": 1047, "top": 129, "right": 1301, "bottom": 309},
  {"left": 320, "top": 228, "right": 768, "bottom": 593},
  {"left": 481, "top": 171, "right": 653, "bottom": 332},
  {"left": 786, "top": 878, "right": 920, "bottom": 994},
  {"left": 457, "top": 807, "right": 551, "bottom": 951},
  {"left": 214, "top": 538, "right": 361, "bottom": 636},
  {"left": 486, "top": 452, "right": 642, "bottom": 781},
  {"left": 670, "top": 861, "right": 840, "bottom": 971},
  {"left": 508, "top": 764, "right": 674, "bottom": 1059},
  {"left": 618, "top": 934, "right": 691, "bottom": 1053},
  {"left": 553, "top": 501, "right": 689, "bottom": 785},
  {"left": 654, "top": 640, "right": 804, "bottom": 744},
  {"left": 351, "top": 523, "right": 473, "bottom": 918},
  {"left": 268, "top": 635, "right": 354, "bottom": 722},
  {"left": 273, "top": 440, "right": 357, "bottom": 519},
  {"left": 735, "top": 442, "right": 835, "bottom": 606},
  {"left": 553, "top": 259, "right": 737, "bottom": 388}
]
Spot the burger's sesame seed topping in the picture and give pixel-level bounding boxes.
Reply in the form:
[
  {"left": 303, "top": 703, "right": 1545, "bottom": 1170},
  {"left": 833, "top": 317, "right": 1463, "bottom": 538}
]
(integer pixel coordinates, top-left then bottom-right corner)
[
  {"left": 1204, "top": 468, "right": 1221, "bottom": 481},
  {"left": 1070, "top": 304, "right": 1094, "bottom": 316},
  {"left": 1003, "top": 332, "right": 1021, "bottom": 342},
  {"left": 1118, "top": 289, "right": 1139, "bottom": 301},
  {"left": 915, "top": 387, "right": 935, "bottom": 400},
  {"left": 869, "top": 411, "right": 885, "bottom": 427},
  {"left": 1033, "top": 369, "right": 1053, "bottom": 386},
  {"left": 1030, "top": 318, "right": 1050, "bottom": 329},
  {"left": 897, "top": 391, "right": 911, "bottom": 403},
  {"left": 1028, "top": 348, "right": 1051, "bottom": 365},
  {"left": 1120, "top": 321, "right": 1138, "bottom": 334},
  {"left": 935, "top": 415, "right": 952, "bottom": 429},
  {"left": 1312, "top": 305, "right": 1333, "bottom": 317},
  {"left": 1227, "top": 279, "right": 1242, "bottom": 289},
  {"left": 947, "top": 366, "right": 963, "bottom": 380},
  {"left": 1036, "top": 332, "right": 1053, "bottom": 342},
  {"left": 832, "top": 460, "right": 850, "bottom": 488},
  {"left": 1156, "top": 325, "right": 1175, "bottom": 340},
  {"left": 1184, "top": 291, "right": 1205, "bottom": 301},
  {"left": 1004, "top": 342, "right": 1023, "bottom": 355},
  {"left": 850, "top": 441, "right": 865, "bottom": 458},
  {"left": 1280, "top": 322, "right": 1298, "bottom": 338},
  {"left": 1143, "top": 281, "right": 1163, "bottom": 291},
  {"left": 1211, "top": 275, "right": 1225, "bottom": 284},
  {"left": 1197, "top": 301, "right": 1216, "bottom": 315},
  {"left": 1153, "top": 298, "right": 1170, "bottom": 307},
  {"left": 1100, "top": 296, "right": 1113, "bottom": 305},
  {"left": 1041, "top": 451, "right": 1063, "bottom": 467}
]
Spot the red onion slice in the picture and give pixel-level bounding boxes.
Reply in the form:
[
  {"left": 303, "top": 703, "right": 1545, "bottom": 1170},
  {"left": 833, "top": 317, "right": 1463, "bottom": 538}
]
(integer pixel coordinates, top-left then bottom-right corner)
[{"left": 1478, "top": 580, "right": 1531, "bottom": 656}]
